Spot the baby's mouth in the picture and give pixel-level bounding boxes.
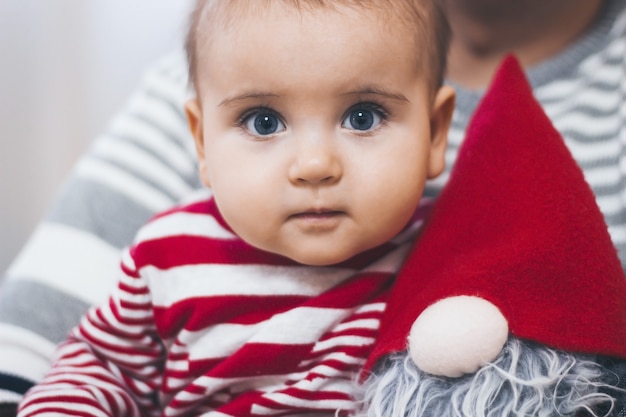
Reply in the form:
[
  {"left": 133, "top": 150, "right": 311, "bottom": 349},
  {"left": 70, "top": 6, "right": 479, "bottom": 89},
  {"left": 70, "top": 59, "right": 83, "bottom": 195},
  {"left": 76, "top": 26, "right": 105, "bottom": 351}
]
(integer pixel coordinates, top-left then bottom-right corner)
[{"left": 289, "top": 209, "right": 344, "bottom": 219}]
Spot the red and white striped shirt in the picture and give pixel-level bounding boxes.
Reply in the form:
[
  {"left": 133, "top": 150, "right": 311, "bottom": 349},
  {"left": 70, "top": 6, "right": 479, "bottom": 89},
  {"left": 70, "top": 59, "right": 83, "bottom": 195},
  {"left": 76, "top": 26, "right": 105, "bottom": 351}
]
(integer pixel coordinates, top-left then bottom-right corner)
[{"left": 18, "top": 192, "right": 428, "bottom": 417}]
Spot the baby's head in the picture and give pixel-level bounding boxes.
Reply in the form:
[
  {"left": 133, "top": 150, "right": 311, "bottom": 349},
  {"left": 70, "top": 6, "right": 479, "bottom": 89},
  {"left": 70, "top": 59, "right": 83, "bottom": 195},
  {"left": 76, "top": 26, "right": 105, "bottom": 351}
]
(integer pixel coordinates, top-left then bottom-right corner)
[{"left": 184, "top": 0, "right": 455, "bottom": 266}]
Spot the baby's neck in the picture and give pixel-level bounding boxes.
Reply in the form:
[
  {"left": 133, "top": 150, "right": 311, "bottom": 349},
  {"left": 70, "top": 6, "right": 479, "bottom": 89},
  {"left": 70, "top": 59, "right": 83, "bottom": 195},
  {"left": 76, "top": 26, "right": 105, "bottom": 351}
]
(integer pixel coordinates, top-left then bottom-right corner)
[{"left": 445, "top": 0, "right": 604, "bottom": 89}]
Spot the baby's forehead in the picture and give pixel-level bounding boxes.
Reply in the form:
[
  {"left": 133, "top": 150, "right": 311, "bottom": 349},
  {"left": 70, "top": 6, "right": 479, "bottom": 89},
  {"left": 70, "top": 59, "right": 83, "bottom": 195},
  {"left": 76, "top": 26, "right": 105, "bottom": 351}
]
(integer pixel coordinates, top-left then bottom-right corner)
[
  {"left": 199, "top": 0, "right": 424, "bottom": 42},
  {"left": 188, "top": 0, "right": 440, "bottom": 94}
]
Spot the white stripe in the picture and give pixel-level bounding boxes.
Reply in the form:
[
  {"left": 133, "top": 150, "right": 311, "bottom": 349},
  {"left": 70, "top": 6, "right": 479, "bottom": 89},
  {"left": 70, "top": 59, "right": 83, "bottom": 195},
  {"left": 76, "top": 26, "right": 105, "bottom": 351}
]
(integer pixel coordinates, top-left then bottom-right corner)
[
  {"left": 298, "top": 365, "right": 356, "bottom": 379},
  {"left": 332, "top": 318, "right": 380, "bottom": 332},
  {"left": 0, "top": 389, "right": 22, "bottom": 403},
  {"left": 311, "top": 335, "right": 375, "bottom": 353},
  {"left": 20, "top": 400, "right": 108, "bottom": 417},
  {"left": 191, "top": 375, "right": 246, "bottom": 397},
  {"left": 248, "top": 307, "right": 347, "bottom": 345},
  {"left": 253, "top": 395, "right": 354, "bottom": 412},
  {"left": 597, "top": 194, "right": 623, "bottom": 217},
  {"left": 76, "top": 157, "right": 174, "bottom": 212},
  {"left": 147, "top": 264, "right": 353, "bottom": 307},
  {"left": 552, "top": 112, "right": 621, "bottom": 137},
  {"left": 535, "top": 78, "right": 581, "bottom": 102},
  {"left": 183, "top": 323, "right": 258, "bottom": 360},
  {"left": 251, "top": 404, "right": 288, "bottom": 415},
  {"left": 135, "top": 212, "right": 237, "bottom": 243},
  {"left": 6, "top": 222, "right": 120, "bottom": 305},
  {"left": 563, "top": 137, "right": 621, "bottom": 164},
  {"left": 92, "top": 138, "right": 194, "bottom": 197},
  {"left": 609, "top": 225, "right": 626, "bottom": 245},
  {"left": 299, "top": 351, "right": 365, "bottom": 368},
  {"left": 164, "top": 375, "right": 189, "bottom": 392},
  {"left": 353, "top": 302, "right": 386, "bottom": 314},
  {"left": 107, "top": 113, "right": 194, "bottom": 176},
  {"left": 183, "top": 307, "right": 348, "bottom": 360},
  {"left": 537, "top": 65, "right": 623, "bottom": 101},
  {"left": 251, "top": 399, "right": 355, "bottom": 416},
  {"left": 256, "top": 378, "right": 355, "bottom": 410},
  {"left": 0, "top": 324, "right": 57, "bottom": 382},
  {"left": 122, "top": 91, "right": 191, "bottom": 148},
  {"left": 543, "top": 88, "right": 622, "bottom": 118},
  {"left": 165, "top": 360, "right": 188, "bottom": 372},
  {"left": 289, "top": 376, "right": 356, "bottom": 392},
  {"left": 582, "top": 166, "right": 621, "bottom": 188}
]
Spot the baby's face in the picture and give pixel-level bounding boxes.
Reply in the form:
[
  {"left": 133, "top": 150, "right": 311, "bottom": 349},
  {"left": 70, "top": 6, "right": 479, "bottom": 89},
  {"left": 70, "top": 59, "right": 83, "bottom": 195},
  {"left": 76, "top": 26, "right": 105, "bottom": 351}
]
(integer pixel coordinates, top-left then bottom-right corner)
[{"left": 187, "top": 3, "right": 454, "bottom": 266}]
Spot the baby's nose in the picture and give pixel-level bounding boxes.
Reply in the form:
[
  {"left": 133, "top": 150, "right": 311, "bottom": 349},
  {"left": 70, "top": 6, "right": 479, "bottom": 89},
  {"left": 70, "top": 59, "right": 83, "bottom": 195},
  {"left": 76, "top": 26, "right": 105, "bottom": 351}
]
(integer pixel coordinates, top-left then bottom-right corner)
[{"left": 288, "top": 138, "right": 342, "bottom": 185}]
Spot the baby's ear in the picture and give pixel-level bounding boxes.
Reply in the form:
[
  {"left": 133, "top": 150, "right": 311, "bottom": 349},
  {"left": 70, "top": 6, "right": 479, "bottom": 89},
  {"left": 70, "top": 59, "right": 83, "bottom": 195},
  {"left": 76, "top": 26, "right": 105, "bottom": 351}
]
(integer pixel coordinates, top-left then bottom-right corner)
[
  {"left": 427, "top": 85, "right": 455, "bottom": 179},
  {"left": 185, "top": 98, "right": 211, "bottom": 188}
]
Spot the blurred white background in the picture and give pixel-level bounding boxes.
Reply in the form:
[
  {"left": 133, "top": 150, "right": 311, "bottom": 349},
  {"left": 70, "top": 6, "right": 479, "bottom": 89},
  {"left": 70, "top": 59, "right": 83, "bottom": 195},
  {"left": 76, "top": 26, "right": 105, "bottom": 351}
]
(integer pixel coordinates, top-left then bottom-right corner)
[{"left": 0, "top": 1, "right": 194, "bottom": 273}]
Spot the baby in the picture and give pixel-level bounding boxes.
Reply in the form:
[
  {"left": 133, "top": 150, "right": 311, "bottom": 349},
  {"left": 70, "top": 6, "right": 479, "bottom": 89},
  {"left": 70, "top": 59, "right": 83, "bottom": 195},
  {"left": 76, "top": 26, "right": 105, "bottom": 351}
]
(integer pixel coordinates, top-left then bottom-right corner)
[{"left": 17, "top": 0, "right": 454, "bottom": 416}]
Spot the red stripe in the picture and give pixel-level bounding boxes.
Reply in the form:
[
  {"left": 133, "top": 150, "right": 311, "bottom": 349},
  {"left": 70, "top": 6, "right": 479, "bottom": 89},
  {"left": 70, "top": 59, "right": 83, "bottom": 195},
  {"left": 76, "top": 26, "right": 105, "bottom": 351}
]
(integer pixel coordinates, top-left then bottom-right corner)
[
  {"left": 299, "top": 345, "right": 374, "bottom": 369},
  {"left": 119, "top": 257, "right": 140, "bottom": 278},
  {"left": 118, "top": 281, "right": 149, "bottom": 296},
  {"left": 153, "top": 294, "right": 309, "bottom": 337},
  {"left": 319, "top": 327, "right": 379, "bottom": 341},
  {"left": 187, "top": 343, "right": 314, "bottom": 378},
  {"left": 21, "top": 407, "right": 100, "bottom": 417},
  {"left": 132, "top": 235, "right": 299, "bottom": 270},
  {"left": 76, "top": 327, "right": 161, "bottom": 360},
  {"left": 105, "top": 299, "right": 153, "bottom": 326},
  {"left": 297, "top": 272, "right": 392, "bottom": 309},
  {"left": 90, "top": 309, "right": 153, "bottom": 342},
  {"left": 277, "top": 386, "right": 353, "bottom": 401}
]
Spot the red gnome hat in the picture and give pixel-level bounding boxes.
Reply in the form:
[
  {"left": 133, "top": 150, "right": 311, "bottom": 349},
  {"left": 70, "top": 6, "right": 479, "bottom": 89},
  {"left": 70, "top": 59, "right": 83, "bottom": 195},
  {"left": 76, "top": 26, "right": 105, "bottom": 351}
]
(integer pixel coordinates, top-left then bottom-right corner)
[{"left": 365, "top": 56, "right": 626, "bottom": 378}]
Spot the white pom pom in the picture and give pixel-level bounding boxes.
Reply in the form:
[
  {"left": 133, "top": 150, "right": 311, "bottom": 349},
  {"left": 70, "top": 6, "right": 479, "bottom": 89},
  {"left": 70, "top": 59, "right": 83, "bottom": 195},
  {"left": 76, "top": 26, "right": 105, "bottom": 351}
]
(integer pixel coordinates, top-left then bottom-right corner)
[{"left": 408, "top": 296, "right": 509, "bottom": 378}]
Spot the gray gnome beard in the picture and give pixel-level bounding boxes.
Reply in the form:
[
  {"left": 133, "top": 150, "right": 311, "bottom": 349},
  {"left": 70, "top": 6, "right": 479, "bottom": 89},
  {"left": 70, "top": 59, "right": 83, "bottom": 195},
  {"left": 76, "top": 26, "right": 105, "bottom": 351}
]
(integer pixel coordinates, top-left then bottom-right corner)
[{"left": 356, "top": 337, "right": 624, "bottom": 417}]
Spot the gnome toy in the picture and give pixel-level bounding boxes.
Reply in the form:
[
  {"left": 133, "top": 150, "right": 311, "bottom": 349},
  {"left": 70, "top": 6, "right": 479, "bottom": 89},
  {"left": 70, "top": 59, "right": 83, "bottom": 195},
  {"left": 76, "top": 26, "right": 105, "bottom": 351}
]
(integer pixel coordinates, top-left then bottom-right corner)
[{"left": 356, "top": 57, "right": 626, "bottom": 417}]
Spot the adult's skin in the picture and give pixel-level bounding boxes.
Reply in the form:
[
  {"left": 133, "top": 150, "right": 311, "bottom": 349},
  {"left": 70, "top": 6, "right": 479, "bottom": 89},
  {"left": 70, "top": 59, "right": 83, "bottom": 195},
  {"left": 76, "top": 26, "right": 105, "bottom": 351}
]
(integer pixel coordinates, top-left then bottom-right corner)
[{"left": 444, "top": 0, "right": 605, "bottom": 88}]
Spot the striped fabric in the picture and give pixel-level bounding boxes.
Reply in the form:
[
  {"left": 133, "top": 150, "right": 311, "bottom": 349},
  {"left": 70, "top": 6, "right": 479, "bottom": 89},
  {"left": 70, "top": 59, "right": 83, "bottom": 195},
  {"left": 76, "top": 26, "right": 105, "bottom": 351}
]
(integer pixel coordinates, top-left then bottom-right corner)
[
  {"left": 17, "top": 193, "right": 425, "bottom": 417},
  {"left": 1, "top": 0, "right": 626, "bottom": 409}
]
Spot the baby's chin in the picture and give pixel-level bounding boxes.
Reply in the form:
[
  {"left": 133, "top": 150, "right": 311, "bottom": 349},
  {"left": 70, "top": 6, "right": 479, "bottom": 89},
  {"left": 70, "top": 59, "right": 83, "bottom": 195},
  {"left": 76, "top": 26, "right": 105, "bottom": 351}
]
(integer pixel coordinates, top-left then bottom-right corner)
[
  {"left": 266, "top": 240, "right": 386, "bottom": 267},
  {"left": 356, "top": 337, "right": 621, "bottom": 417}
]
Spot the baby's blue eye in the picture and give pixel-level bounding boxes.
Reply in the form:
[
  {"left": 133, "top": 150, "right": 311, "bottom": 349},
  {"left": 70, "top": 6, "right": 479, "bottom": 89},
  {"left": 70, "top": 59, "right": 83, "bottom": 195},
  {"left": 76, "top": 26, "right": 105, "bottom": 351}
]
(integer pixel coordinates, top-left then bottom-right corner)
[
  {"left": 342, "top": 105, "right": 384, "bottom": 131},
  {"left": 244, "top": 111, "right": 285, "bottom": 136}
]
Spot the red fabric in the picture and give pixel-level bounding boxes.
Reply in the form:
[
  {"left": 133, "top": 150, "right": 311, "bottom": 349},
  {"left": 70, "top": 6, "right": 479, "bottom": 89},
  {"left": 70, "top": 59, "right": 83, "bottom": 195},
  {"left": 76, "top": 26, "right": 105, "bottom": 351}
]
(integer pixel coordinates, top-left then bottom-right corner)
[{"left": 366, "top": 56, "right": 626, "bottom": 372}]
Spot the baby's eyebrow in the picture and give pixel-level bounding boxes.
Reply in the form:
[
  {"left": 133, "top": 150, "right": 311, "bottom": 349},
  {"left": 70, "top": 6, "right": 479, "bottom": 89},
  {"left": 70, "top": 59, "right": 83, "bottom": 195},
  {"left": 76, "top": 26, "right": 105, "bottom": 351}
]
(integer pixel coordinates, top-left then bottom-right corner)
[
  {"left": 341, "top": 87, "right": 409, "bottom": 103},
  {"left": 219, "top": 91, "right": 279, "bottom": 107}
]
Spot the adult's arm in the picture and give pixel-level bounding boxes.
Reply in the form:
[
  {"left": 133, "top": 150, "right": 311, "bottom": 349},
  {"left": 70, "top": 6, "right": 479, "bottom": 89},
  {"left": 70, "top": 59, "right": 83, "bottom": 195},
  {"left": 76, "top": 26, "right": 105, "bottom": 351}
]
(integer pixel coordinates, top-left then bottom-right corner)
[
  {"left": 17, "top": 245, "right": 165, "bottom": 417},
  {"left": 0, "top": 51, "right": 199, "bottom": 415}
]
